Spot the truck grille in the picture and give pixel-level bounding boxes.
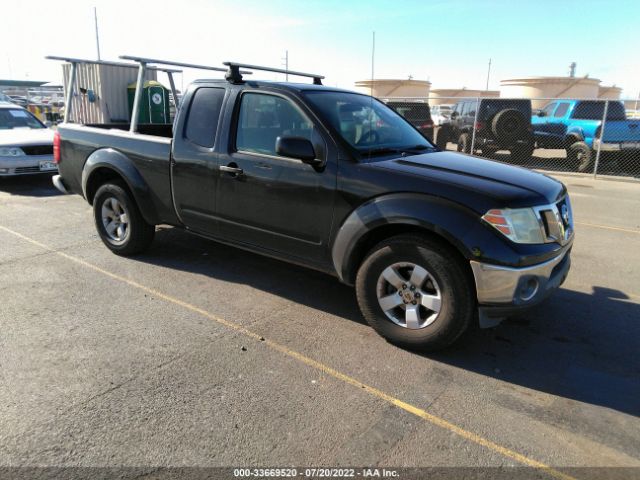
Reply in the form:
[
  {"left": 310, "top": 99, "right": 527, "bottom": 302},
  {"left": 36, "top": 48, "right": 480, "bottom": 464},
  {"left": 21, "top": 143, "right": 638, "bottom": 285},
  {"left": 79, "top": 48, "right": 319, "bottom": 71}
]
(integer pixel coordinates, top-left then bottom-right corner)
[
  {"left": 536, "top": 196, "right": 574, "bottom": 245},
  {"left": 21, "top": 145, "right": 53, "bottom": 156},
  {"left": 14, "top": 166, "right": 41, "bottom": 174}
]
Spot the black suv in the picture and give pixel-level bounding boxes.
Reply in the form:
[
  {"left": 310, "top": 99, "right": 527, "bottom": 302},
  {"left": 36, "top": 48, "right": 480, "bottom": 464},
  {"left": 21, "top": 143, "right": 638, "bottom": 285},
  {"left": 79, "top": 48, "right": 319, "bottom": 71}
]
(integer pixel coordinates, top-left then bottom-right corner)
[
  {"left": 436, "top": 99, "right": 534, "bottom": 160},
  {"left": 386, "top": 101, "right": 434, "bottom": 141}
]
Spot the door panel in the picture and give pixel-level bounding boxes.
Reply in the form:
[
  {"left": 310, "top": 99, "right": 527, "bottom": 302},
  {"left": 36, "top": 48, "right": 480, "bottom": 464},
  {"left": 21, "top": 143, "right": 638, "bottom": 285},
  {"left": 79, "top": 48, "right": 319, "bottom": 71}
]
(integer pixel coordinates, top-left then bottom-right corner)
[
  {"left": 215, "top": 91, "right": 335, "bottom": 264},
  {"left": 548, "top": 102, "right": 570, "bottom": 143},
  {"left": 533, "top": 102, "right": 557, "bottom": 146},
  {"left": 171, "top": 87, "right": 226, "bottom": 233}
]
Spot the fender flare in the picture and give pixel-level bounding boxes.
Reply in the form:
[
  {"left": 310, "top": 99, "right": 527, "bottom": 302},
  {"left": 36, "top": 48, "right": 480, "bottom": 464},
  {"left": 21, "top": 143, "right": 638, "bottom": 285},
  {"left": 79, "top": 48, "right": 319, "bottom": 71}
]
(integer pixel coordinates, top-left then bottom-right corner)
[
  {"left": 564, "top": 127, "right": 585, "bottom": 145},
  {"left": 331, "top": 193, "right": 496, "bottom": 284},
  {"left": 82, "top": 148, "right": 159, "bottom": 225}
]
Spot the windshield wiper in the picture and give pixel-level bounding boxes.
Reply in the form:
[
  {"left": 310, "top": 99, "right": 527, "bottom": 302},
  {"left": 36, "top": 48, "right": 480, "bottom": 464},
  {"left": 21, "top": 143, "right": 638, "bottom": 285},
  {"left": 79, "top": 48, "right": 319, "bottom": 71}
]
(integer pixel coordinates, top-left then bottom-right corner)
[
  {"left": 364, "top": 147, "right": 404, "bottom": 157},
  {"left": 402, "top": 144, "right": 435, "bottom": 152},
  {"left": 365, "top": 144, "right": 435, "bottom": 156}
]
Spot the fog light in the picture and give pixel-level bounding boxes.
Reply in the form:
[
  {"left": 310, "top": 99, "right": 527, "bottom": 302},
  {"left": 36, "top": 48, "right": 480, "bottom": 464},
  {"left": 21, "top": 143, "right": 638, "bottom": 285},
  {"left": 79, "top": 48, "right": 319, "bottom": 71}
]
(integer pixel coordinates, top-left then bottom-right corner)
[{"left": 519, "top": 277, "right": 539, "bottom": 301}]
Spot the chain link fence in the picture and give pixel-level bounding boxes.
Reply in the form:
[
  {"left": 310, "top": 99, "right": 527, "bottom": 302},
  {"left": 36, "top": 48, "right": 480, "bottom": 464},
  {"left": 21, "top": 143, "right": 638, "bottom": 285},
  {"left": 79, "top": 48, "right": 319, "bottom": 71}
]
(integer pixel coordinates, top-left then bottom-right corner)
[{"left": 383, "top": 96, "right": 640, "bottom": 179}]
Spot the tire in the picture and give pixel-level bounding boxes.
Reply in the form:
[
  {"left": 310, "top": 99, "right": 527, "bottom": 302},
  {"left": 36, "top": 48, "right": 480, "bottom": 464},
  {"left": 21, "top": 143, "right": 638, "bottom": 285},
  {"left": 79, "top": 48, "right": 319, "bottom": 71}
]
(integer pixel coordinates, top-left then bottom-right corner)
[
  {"left": 491, "top": 109, "right": 527, "bottom": 144},
  {"left": 93, "top": 181, "right": 155, "bottom": 255},
  {"left": 567, "top": 141, "right": 593, "bottom": 173},
  {"left": 435, "top": 127, "right": 449, "bottom": 150},
  {"left": 510, "top": 143, "right": 535, "bottom": 162},
  {"left": 457, "top": 133, "right": 471, "bottom": 154},
  {"left": 355, "top": 235, "right": 475, "bottom": 351}
]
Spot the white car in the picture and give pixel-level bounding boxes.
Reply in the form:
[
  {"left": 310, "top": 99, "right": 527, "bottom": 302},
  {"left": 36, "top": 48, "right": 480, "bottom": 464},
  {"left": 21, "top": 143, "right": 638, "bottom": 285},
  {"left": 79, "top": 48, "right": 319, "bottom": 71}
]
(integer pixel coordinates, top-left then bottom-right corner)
[
  {"left": 0, "top": 103, "right": 57, "bottom": 176},
  {"left": 431, "top": 104, "right": 453, "bottom": 126}
]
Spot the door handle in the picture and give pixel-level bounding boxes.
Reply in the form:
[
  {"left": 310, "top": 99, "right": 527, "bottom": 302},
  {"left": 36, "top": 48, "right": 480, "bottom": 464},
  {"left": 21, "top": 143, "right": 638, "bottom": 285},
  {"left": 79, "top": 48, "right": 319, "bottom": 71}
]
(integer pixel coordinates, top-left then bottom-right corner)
[{"left": 220, "top": 164, "right": 244, "bottom": 176}]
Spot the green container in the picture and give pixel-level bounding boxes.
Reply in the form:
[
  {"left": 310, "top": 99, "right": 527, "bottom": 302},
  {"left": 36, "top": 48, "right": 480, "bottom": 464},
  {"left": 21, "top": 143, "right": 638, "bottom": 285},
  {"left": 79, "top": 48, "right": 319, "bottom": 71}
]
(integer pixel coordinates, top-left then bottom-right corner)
[{"left": 127, "top": 80, "right": 171, "bottom": 124}]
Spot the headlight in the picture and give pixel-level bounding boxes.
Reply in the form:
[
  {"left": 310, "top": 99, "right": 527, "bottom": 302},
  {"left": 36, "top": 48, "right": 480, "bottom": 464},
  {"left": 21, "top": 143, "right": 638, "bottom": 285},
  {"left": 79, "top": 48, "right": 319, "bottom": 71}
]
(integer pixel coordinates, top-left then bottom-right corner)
[
  {"left": 0, "top": 147, "right": 25, "bottom": 157},
  {"left": 482, "top": 208, "right": 545, "bottom": 244}
]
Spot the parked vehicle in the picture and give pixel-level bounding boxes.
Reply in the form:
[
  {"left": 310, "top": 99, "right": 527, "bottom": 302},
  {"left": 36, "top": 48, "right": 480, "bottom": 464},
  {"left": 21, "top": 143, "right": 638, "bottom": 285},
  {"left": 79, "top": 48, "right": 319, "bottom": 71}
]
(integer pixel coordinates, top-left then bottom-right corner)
[
  {"left": 7, "top": 95, "right": 28, "bottom": 107},
  {"left": 431, "top": 104, "right": 452, "bottom": 126},
  {"left": 52, "top": 58, "right": 573, "bottom": 351},
  {"left": 0, "top": 103, "right": 56, "bottom": 177},
  {"left": 436, "top": 99, "right": 534, "bottom": 160},
  {"left": 386, "top": 101, "right": 434, "bottom": 141},
  {"left": 0, "top": 92, "right": 15, "bottom": 104},
  {"left": 532, "top": 100, "right": 640, "bottom": 172}
]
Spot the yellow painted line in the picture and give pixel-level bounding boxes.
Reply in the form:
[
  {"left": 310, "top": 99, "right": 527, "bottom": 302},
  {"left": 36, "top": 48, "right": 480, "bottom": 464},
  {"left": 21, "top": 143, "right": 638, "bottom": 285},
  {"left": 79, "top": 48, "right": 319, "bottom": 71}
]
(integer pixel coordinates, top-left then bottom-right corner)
[
  {"left": 575, "top": 221, "right": 639, "bottom": 234},
  {"left": 0, "top": 224, "right": 578, "bottom": 480}
]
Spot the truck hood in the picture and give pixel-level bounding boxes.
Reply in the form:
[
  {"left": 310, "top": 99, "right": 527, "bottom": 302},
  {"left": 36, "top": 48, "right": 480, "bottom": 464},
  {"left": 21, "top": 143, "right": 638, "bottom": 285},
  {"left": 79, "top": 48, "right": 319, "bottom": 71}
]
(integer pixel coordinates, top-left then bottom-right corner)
[
  {"left": 0, "top": 128, "right": 54, "bottom": 147},
  {"left": 370, "top": 150, "right": 565, "bottom": 209}
]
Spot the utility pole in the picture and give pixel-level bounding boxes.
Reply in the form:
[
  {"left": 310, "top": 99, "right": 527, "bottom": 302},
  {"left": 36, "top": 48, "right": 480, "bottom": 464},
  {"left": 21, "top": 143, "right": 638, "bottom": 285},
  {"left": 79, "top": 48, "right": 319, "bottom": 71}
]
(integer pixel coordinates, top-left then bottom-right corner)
[
  {"left": 371, "top": 31, "right": 376, "bottom": 96},
  {"left": 94, "top": 7, "right": 101, "bottom": 61},
  {"left": 485, "top": 58, "right": 492, "bottom": 91}
]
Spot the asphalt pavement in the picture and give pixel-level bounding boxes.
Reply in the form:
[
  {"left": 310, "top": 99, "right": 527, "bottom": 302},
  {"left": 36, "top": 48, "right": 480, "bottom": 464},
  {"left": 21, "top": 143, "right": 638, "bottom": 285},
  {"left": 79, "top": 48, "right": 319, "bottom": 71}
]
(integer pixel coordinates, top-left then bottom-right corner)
[{"left": 0, "top": 172, "right": 639, "bottom": 480}]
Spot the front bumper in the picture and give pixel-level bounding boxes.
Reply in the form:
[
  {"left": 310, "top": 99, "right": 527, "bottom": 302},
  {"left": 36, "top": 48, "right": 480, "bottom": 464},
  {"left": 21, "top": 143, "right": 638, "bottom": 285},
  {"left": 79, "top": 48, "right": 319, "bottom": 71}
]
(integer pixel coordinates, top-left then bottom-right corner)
[
  {"left": 0, "top": 155, "right": 57, "bottom": 176},
  {"left": 470, "top": 250, "right": 571, "bottom": 327}
]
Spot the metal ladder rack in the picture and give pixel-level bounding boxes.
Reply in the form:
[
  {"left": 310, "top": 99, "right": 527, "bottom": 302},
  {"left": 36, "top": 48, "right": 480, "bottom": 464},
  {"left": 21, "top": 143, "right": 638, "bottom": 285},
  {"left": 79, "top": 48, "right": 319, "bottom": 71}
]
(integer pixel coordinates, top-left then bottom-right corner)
[
  {"left": 45, "top": 55, "right": 181, "bottom": 128},
  {"left": 120, "top": 55, "right": 252, "bottom": 133},
  {"left": 223, "top": 61, "right": 324, "bottom": 85}
]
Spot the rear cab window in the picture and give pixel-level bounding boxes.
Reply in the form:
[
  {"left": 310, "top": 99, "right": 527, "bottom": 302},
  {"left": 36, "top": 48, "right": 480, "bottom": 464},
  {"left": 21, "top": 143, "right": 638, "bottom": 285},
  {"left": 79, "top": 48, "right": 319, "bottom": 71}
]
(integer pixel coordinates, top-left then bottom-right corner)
[
  {"left": 184, "top": 87, "right": 226, "bottom": 148},
  {"left": 480, "top": 100, "right": 532, "bottom": 118},
  {"left": 571, "top": 101, "right": 626, "bottom": 121}
]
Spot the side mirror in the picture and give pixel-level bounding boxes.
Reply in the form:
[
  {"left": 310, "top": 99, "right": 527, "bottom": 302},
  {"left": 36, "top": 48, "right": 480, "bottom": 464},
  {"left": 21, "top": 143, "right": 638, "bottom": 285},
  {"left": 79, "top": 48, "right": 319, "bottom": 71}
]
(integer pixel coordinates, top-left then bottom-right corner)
[
  {"left": 537, "top": 110, "right": 546, "bottom": 117},
  {"left": 276, "top": 136, "right": 318, "bottom": 164},
  {"left": 451, "top": 111, "right": 458, "bottom": 118}
]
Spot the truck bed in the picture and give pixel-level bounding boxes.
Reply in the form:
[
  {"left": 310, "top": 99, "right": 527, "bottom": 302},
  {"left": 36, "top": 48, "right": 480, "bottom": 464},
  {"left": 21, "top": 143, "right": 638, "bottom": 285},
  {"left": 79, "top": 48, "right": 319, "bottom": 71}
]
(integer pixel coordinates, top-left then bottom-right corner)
[
  {"left": 85, "top": 123, "right": 173, "bottom": 138},
  {"left": 57, "top": 122, "right": 177, "bottom": 225}
]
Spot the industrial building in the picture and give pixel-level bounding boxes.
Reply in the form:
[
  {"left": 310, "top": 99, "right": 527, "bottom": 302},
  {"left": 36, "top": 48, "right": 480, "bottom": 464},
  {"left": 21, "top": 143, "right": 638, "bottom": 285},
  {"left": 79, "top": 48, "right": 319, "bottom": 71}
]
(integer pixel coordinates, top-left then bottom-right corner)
[{"left": 354, "top": 78, "right": 431, "bottom": 98}]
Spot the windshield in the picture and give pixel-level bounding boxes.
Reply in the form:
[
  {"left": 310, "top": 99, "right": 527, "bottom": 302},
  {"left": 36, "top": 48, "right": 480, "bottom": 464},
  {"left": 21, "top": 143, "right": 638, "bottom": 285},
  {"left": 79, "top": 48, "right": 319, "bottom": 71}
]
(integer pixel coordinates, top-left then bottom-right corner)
[
  {"left": 303, "top": 91, "right": 434, "bottom": 157},
  {"left": 0, "top": 108, "right": 45, "bottom": 130}
]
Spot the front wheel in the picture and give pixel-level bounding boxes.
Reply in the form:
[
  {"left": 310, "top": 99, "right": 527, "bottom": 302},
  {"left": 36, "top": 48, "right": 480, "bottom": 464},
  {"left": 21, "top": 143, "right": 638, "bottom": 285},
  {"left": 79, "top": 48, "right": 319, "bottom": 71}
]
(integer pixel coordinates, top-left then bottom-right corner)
[
  {"left": 457, "top": 133, "right": 471, "bottom": 154},
  {"left": 93, "top": 181, "right": 155, "bottom": 255},
  {"left": 567, "top": 141, "right": 593, "bottom": 172},
  {"left": 355, "top": 235, "right": 475, "bottom": 351}
]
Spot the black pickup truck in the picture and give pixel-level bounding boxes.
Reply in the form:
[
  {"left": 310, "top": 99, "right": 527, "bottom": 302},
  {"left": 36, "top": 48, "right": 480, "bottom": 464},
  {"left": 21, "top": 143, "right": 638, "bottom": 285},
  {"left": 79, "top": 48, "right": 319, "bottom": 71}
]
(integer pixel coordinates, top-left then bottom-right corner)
[{"left": 52, "top": 61, "right": 574, "bottom": 351}]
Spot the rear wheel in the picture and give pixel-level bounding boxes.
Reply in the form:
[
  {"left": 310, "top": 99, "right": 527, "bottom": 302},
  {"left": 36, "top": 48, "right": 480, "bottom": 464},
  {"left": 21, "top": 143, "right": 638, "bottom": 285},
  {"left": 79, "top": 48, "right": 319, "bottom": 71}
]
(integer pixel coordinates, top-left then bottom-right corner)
[
  {"left": 355, "top": 235, "right": 474, "bottom": 351},
  {"left": 93, "top": 181, "right": 155, "bottom": 255},
  {"left": 567, "top": 141, "right": 593, "bottom": 172},
  {"left": 457, "top": 133, "right": 471, "bottom": 154}
]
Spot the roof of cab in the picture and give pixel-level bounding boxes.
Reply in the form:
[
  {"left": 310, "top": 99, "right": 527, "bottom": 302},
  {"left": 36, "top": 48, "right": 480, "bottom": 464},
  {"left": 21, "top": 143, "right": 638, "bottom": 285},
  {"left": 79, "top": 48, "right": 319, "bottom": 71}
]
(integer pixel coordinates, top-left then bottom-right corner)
[{"left": 191, "top": 78, "right": 357, "bottom": 95}]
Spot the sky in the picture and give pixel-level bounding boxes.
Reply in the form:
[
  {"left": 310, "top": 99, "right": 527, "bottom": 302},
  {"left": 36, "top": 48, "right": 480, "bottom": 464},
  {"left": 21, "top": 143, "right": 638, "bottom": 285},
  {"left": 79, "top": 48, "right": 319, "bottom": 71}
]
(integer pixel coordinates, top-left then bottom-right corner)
[{"left": 2, "top": 0, "right": 639, "bottom": 97}]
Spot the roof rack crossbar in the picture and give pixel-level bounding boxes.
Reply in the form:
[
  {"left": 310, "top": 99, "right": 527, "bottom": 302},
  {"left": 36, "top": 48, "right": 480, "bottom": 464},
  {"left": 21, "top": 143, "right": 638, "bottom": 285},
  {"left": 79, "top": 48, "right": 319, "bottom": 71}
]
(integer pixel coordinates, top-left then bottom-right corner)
[
  {"left": 45, "top": 56, "right": 181, "bottom": 73},
  {"left": 223, "top": 61, "right": 324, "bottom": 85},
  {"left": 119, "top": 55, "right": 227, "bottom": 73}
]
